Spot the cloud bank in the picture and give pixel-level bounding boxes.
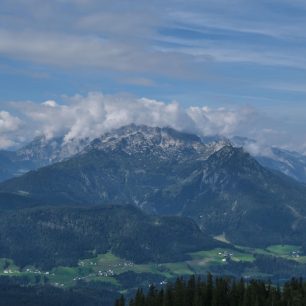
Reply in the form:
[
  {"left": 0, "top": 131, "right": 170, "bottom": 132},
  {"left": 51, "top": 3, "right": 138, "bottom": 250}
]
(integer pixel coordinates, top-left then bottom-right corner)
[{"left": 1, "top": 92, "right": 256, "bottom": 149}]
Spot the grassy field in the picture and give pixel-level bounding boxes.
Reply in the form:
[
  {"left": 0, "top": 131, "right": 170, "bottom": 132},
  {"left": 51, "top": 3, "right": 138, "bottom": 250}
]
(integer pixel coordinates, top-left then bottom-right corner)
[
  {"left": 236, "top": 244, "right": 305, "bottom": 260},
  {"left": 0, "top": 244, "right": 305, "bottom": 288},
  {"left": 191, "top": 248, "right": 255, "bottom": 263},
  {"left": 266, "top": 244, "right": 300, "bottom": 256}
]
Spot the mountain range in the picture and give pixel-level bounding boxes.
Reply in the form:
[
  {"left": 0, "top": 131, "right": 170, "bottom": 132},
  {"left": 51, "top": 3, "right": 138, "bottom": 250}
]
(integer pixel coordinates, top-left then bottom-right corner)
[
  {"left": 1, "top": 124, "right": 306, "bottom": 249},
  {"left": 1, "top": 125, "right": 306, "bottom": 185}
]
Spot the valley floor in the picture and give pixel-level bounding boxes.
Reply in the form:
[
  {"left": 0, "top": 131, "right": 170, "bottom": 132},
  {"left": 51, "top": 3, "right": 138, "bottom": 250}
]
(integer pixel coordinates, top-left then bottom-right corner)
[{"left": 1, "top": 243, "right": 305, "bottom": 291}]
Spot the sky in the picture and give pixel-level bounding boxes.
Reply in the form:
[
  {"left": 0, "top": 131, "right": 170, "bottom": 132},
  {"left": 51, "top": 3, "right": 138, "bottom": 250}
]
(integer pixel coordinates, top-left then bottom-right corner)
[{"left": 0, "top": 0, "right": 306, "bottom": 153}]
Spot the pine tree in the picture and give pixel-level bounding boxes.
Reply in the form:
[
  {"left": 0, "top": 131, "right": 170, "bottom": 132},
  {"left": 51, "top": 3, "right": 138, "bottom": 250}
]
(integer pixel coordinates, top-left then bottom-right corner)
[
  {"left": 122, "top": 273, "right": 306, "bottom": 306},
  {"left": 205, "top": 272, "right": 213, "bottom": 306},
  {"left": 115, "top": 295, "right": 125, "bottom": 306},
  {"left": 134, "top": 289, "right": 145, "bottom": 306},
  {"left": 173, "top": 278, "right": 186, "bottom": 306},
  {"left": 163, "top": 285, "right": 173, "bottom": 306}
]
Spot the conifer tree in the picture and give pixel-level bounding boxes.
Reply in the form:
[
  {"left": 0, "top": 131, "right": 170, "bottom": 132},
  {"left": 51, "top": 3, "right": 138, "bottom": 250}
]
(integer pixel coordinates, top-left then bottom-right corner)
[{"left": 119, "top": 274, "right": 306, "bottom": 306}]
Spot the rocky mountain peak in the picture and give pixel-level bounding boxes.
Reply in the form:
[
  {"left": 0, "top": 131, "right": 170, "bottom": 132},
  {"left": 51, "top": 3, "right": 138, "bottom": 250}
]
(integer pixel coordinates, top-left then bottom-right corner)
[{"left": 86, "top": 124, "right": 228, "bottom": 161}]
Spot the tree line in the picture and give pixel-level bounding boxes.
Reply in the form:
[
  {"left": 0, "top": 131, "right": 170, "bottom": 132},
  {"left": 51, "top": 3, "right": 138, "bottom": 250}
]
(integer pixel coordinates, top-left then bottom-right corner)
[{"left": 116, "top": 274, "right": 306, "bottom": 306}]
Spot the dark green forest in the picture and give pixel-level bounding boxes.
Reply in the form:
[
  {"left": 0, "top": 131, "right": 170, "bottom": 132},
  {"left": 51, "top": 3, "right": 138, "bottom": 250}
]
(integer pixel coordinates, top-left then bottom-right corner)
[
  {"left": 0, "top": 205, "right": 218, "bottom": 269},
  {"left": 3, "top": 274, "right": 306, "bottom": 306},
  {"left": 0, "top": 281, "right": 116, "bottom": 306},
  {"left": 118, "top": 274, "right": 306, "bottom": 306}
]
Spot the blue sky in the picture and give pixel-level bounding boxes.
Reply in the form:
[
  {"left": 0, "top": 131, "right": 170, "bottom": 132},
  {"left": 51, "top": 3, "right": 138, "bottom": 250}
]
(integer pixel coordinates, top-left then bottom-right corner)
[{"left": 0, "top": 0, "right": 306, "bottom": 151}]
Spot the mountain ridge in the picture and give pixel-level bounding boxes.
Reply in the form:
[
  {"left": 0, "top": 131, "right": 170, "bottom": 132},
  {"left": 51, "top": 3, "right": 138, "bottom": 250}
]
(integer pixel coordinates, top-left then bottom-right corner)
[
  {"left": 1, "top": 124, "right": 306, "bottom": 184},
  {"left": 1, "top": 125, "right": 306, "bottom": 248}
]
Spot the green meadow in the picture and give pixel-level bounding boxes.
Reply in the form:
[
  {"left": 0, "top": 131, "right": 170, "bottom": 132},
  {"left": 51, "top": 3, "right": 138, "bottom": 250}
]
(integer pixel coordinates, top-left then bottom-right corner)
[{"left": 0, "top": 244, "right": 305, "bottom": 288}]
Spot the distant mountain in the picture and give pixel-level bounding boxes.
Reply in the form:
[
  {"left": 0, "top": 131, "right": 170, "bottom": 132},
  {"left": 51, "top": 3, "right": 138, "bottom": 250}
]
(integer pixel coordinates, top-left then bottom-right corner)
[
  {"left": 0, "top": 125, "right": 228, "bottom": 183},
  {"left": 0, "top": 136, "right": 90, "bottom": 182},
  {"left": 2, "top": 128, "right": 306, "bottom": 186},
  {"left": 0, "top": 125, "right": 228, "bottom": 206},
  {"left": 1, "top": 125, "right": 306, "bottom": 248},
  {"left": 232, "top": 136, "right": 306, "bottom": 183},
  {"left": 257, "top": 148, "right": 306, "bottom": 183},
  {"left": 0, "top": 205, "right": 219, "bottom": 269}
]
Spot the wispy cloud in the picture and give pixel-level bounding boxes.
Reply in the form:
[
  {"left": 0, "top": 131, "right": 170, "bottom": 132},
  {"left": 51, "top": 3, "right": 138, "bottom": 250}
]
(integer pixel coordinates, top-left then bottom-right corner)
[
  {"left": 119, "top": 77, "right": 156, "bottom": 87},
  {"left": 168, "top": 9, "right": 306, "bottom": 40},
  {"left": 1, "top": 0, "right": 306, "bottom": 75},
  {"left": 261, "top": 82, "right": 306, "bottom": 94},
  {"left": 155, "top": 36, "right": 306, "bottom": 69},
  {"left": 0, "top": 29, "right": 193, "bottom": 76}
]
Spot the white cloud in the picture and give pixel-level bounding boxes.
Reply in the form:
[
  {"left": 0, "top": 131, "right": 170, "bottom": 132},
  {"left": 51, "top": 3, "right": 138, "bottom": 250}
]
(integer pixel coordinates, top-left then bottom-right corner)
[
  {"left": 0, "top": 111, "right": 22, "bottom": 149},
  {"left": 187, "top": 106, "right": 255, "bottom": 135},
  {"left": 4, "top": 91, "right": 306, "bottom": 154},
  {"left": 42, "top": 100, "right": 58, "bottom": 107},
  {"left": 7, "top": 92, "right": 256, "bottom": 148},
  {"left": 243, "top": 142, "right": 274, "bottom": 158},
  {"left": 0, "top": 111, "right": 21, "bottom": 133}
]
